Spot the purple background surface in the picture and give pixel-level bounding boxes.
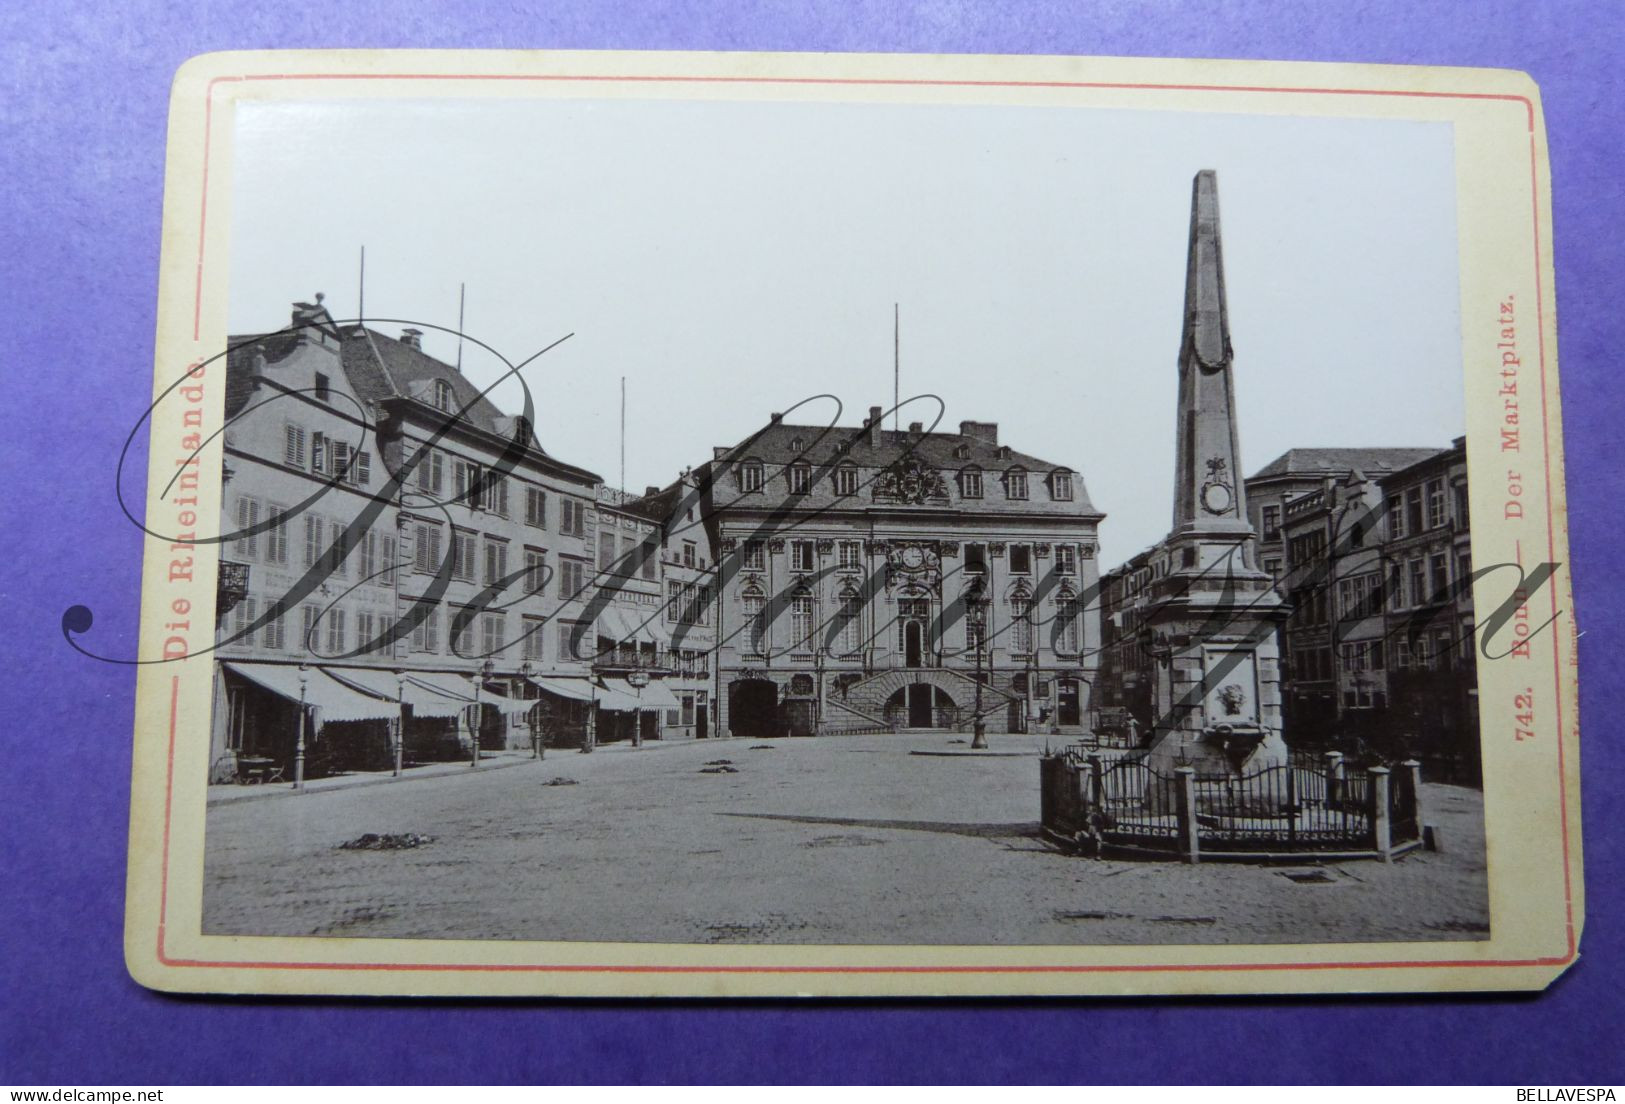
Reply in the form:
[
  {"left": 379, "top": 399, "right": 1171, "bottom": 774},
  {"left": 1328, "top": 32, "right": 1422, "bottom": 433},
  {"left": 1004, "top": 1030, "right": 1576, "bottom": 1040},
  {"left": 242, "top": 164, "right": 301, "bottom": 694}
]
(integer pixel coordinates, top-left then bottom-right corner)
[{"left": 1, "top": 0, "right": 1620, "bottom": 1086}]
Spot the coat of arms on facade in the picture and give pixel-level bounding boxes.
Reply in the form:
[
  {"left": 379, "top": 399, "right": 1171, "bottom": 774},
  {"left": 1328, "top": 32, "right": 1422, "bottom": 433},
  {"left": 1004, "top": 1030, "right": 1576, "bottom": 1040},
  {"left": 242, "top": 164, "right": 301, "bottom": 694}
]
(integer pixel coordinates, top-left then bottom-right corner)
[
  {"left": 1200, "top": 455, "right": 1234, "bottom": 515},
  {"left": 873, "top": 456, "right": 948, "bottom": 505}
]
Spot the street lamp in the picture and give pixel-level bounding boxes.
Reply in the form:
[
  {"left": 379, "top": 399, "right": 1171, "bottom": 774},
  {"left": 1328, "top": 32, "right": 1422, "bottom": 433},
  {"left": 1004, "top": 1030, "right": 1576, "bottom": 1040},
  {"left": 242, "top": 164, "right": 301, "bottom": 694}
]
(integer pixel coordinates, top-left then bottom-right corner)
[
  {"left": 294, "top": 662, "right": 309, "bottom": 789},
  {"left": 813, "top": 648, "right": 826, "bottom": 738},
  {"left": 520, "top": 659, "right": 542, "bottom": 760},
  {"left": 583, "top": 679, "right": 598, "bottom": 755},
  {"left": 393, "top": 669, "right": 406, "bottom": 777},
  {"left": 471, "top": 657, "right": 494, "bottom": 769},
  {"left": 969, "top": 584, "right": 988, "bottom": 750},
  {"left": 1026, "top": 637, "right": 1040, "bottom": 737},
  {"left": 627, "top": 668, "right": 650, "bottom": 748}
]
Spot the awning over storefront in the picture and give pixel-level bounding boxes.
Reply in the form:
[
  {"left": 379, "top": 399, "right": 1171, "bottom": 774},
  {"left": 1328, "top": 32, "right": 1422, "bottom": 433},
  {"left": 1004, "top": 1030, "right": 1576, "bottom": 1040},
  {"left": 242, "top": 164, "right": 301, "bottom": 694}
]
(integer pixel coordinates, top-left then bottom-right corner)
[
  {"left": 224, "top": 662, "right": 398, "bottom": 723},
  {"left": 593, "top": 679, "right": 643, "bottom": 712},
  {"left": 405, "top": 671, "right": 534, "bottom": 718},
  {"left": 594, "top": 678, "right": 678, "bottom": 712},
  {"left": 594, "top": 606, "right": 630, "bottom": 643},
  {"left": 325, "top": 667, "right": 467, "bottom": 718},
  {"left": 630, "top": 679, "right": 680, "bottom": 710},
  {"left": 526, "top": 675, "right": 597, "bottom": 702},
  {"left": 404, "top": 671, "right": 479, "bottom": 703},
  {"left": 479, "top": 687, "right": 539, "bottom": 718},
  {"left": 596, "top": 604, "right": 663, "bottom": 645}
]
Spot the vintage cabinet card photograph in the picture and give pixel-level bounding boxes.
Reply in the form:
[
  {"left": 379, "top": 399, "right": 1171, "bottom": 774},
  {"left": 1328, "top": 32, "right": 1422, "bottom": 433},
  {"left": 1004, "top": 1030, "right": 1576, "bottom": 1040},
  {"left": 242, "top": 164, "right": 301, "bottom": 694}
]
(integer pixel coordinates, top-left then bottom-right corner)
[{"left": 113, "top": 49, "right": 1579, "bottom": 997}]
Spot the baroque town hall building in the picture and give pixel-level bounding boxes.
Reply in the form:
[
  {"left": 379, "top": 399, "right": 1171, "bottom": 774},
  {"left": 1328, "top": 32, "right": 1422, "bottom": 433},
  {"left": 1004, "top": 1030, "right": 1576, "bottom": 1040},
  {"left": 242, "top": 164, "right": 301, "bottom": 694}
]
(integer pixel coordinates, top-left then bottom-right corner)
[{"left": 660, "top": 409, "right": 1104, "bottom": 739}]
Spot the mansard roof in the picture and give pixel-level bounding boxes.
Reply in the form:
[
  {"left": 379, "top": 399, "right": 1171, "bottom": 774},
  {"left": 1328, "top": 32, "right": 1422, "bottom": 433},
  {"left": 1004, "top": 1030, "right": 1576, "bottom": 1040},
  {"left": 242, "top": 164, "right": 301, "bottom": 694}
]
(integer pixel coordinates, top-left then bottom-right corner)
[
  {"left": 1248, "top": 447, "right": 1445, "bottom": 483},
  {"left": 338, "top": 328, "right": 511, "bottom": 438},
  {"left": 1377, "top": 439, "right": 1466, "bottom": 488},
  {"left": 707, "top": 417, "right": 1100, "bottom": 516},
  {"left": 227, "top": 314, "right": 601, "bottom": 484},
  {"left": 727, "top": 420, "right": 1072, "bottom": 472}
]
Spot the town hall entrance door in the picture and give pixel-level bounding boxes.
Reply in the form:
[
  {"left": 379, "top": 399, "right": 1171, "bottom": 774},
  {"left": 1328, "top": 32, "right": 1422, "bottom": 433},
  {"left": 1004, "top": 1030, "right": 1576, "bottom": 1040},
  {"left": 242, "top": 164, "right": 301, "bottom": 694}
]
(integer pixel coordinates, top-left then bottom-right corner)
[
  {"left": 729, "top": 678, "right": 778, "bottom": 740},
  {"left": 907, "top": 683, "right": 933, "bottom": 728},
  {"left": 1057, "top": 678, "right": 1082, "bottom": 726},
  {"left": 904, "top": 621, "right": 924, "bottom": 668}
]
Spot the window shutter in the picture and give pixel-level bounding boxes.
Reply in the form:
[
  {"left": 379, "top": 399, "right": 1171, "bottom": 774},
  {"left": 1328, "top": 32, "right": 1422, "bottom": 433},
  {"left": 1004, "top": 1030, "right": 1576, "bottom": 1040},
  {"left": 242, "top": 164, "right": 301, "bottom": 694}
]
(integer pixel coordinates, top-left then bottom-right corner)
[
  {"left": 234, "top": 497, "right": 258, "bottom": 558},
  {"left": 267, "top": 503, "right": 288, "bottom": 564},
  {"left": 304, "top": 515, "right": 322, "bottom": 568},
  {"left": 330, "top": 521, "right": 347, "bottom": 577},
  {"left": 284, "top": 425, "right": 305, "bottom": 468}
]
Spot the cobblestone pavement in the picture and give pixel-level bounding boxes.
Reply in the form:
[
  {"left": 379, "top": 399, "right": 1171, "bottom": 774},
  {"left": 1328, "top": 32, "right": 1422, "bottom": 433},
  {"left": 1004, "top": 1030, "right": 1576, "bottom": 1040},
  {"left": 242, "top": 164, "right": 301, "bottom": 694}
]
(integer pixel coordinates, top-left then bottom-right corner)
[{"left": 202, "top": 733, "right": 1490, "bottom": 945}]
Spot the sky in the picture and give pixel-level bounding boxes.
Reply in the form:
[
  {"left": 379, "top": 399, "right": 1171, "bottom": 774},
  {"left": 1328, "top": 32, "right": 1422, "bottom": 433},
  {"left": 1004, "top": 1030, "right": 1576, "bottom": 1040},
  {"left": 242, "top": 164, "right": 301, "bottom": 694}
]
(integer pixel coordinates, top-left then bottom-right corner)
[{"left": 228, "top": 95, "right": 1463, "bottom": 562}]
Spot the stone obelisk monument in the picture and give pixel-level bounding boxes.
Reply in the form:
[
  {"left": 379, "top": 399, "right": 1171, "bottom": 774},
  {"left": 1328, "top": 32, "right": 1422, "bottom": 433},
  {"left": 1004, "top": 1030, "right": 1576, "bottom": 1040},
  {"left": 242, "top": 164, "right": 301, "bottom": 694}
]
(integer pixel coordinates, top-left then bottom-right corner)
[{"left": 1143, "top": 170, "right": 1289, "bottom": 779}]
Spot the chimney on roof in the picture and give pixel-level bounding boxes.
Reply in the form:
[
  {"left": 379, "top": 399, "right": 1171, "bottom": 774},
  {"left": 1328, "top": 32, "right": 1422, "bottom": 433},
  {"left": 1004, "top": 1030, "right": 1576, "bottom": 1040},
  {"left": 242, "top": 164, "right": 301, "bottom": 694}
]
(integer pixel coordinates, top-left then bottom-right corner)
[
  {"left": 868, "top": 405, "right": 883, "bottom": 447},
  {"left": 645, "top": 485, "right": 661, "bottom": 498},
  {"left": 908, "top": 421, "right": 923, "bottom": 435},
  {"left": 769, "top": 412, "right": 782, "bottom": 424},
  {"left": 959, "top": 420, "right": 998, "bottom": 446},
  {"left": 400, "top": 327, "right": 423, "bottom": 350}
]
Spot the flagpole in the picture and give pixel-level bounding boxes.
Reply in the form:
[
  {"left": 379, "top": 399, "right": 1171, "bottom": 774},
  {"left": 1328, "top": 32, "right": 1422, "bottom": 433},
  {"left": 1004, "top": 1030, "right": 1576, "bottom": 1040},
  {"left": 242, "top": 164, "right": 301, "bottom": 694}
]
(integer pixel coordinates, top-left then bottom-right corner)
[{"left": 456, "top": 282, "right": 466, "bottom": 373}]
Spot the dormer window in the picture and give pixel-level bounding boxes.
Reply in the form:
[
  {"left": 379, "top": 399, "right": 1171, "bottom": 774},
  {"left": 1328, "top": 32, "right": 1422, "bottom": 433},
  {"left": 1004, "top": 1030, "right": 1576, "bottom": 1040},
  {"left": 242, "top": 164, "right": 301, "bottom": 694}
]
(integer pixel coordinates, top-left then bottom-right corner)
[
  {"left": 996, "top": 445, "right": 1012, "bottom": 461},
  {"left": 790, "top": 437, "right": 805, "bottom": 453},
  {"left": 953, "top": 443, "right": 971, "bottom": 459},
  {"left": 433, "top": 379, "right": 453, "bottom": 413},
  {"left": 1005, "top": 467, "right": 1029, "bottom": 500},
  {"left": 789, "top": 462, "right": 811, "bottom": 495},
  {"left": 960, "top": 467, "right": 983, "bottom": 499},
  {"left": 739, "top": 461, "right": 764, "bottom": 493},
  {"left": 1051, "top": 470, "right": 1074, "bottom": 501},
  {"left": 834, "top": 465, "right": 858, "bottom": 496}
]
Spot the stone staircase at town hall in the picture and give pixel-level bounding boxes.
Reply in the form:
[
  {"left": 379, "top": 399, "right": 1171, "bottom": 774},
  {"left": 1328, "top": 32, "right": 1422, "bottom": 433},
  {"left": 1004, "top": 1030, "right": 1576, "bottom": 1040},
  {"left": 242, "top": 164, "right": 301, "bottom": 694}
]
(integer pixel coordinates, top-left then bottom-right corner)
[
  {"left": 820, "top": 696, "right": 893, "bottom": 735},
  {"left": 826, "top": 666, "right": 1016, "bottom": 732}
]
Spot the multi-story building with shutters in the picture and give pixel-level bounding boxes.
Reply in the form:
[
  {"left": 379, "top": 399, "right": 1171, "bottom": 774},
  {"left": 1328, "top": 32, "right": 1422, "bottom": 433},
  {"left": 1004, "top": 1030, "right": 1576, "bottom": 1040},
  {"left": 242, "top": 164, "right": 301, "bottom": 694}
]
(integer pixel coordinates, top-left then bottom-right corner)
[
  {"left": 208, "top": 299, "right": 681, "bottom": 783},
  {"left": 1376, "top": 438, "right": 1478, "bottom": 778}
]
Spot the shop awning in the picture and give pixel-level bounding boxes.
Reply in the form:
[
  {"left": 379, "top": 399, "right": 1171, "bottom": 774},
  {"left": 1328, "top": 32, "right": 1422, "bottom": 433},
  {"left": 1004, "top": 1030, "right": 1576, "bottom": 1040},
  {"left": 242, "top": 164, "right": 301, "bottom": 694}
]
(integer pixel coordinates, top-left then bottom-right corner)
[
  {"left": 325, "top": 667, "right": 468, "bottom": 718},
  {"left": 526, "top": 675, "right": 597, "bottom": 702},
  {"left": 404, "top": 671, "right": 479, "bottom": 702},
  {"left": 597, "top": 604, "right": 664, "bottom": 645},
  {"left": 595, "top": 605, "right": 633, "bottom": 643},
  {"left": 224, "top": 662, "right": 398, "bottom": 723},
  {"left": 630, "top": 678, "right": 680, "bottom": 710},
  {"left": 408, "top": 670, "right": 537, "bottom": 718},
  {"left": 593, "top": 679, "right": 643, "bottom": 712},
  {"left": 595, "top": 677, "right": 678, "bottom": 712},
  {"left": 479, "top": 688, "right": 539, "bottom": 718}
]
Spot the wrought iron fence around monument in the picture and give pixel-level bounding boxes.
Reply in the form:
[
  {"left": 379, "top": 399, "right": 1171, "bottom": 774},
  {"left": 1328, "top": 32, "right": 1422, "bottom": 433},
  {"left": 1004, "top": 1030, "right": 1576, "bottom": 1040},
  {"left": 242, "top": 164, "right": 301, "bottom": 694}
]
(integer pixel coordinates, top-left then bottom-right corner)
[{"left": 1039, "top": 747, "right": 1426, "bottom": 862}]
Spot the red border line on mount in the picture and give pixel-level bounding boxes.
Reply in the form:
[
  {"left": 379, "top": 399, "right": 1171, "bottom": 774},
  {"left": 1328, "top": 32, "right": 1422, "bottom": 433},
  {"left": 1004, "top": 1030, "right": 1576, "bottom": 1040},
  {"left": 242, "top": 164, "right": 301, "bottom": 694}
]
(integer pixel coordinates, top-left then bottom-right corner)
[{"left": 164, "top": 67, "right": 1571, "bottom": 979}]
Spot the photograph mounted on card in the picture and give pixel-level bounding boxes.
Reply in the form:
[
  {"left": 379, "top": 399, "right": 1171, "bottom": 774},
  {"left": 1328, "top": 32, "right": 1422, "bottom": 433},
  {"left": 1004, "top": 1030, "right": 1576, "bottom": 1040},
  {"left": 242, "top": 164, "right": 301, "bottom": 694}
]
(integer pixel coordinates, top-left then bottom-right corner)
[{"left": 109, "top": 49, "right": 1579, "bottom": 997}]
